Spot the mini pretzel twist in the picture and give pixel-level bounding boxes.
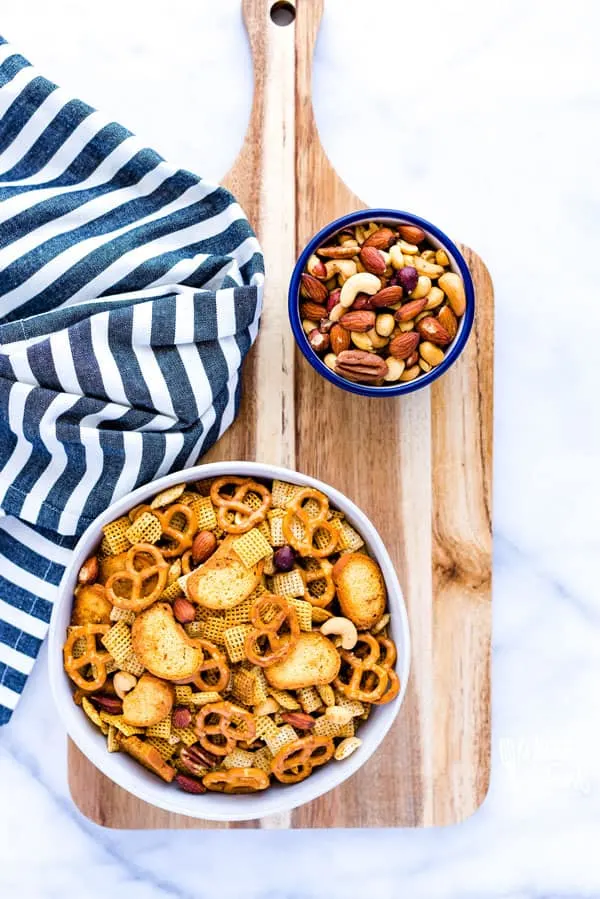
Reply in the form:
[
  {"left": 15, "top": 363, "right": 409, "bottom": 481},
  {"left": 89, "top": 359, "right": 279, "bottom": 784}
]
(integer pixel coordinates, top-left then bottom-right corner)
[
  {"left": 210, "top": 477, "right": 271, "bottom": 535},
  {"left": 244, "top": 593, "right": 300, "bottom": 667},
  {"left": 63, "top": 624, "right": 111, "bottom": 691},
  {"left": 173, "top": 639, "right": 230, "bottom": 693},
  {"left": 371, "top": 635, "right": 400, "bottom": 704},
  {"left": 283, "top": 488, "right": 338, "bottom": 558},
  {"left": 194, "top": 700, "right": 256, "bottom": 756},
  {"left": 203, "top": 767, "right": 270, "bottom": 793},
  {"left": 300, "top": 558, "right": 335, "bottom": 608},
  {"left": 334, "top": 633, "right": 391, "bottom": 703},
  {"left": 105, "top": 544, "right": 168, "bottom": 612},
  {"left": 272, "top": 736, "right": 335, "bottom": 784},
  {"left": 155, "top": 503, "right": 197, "bottom": 558}
]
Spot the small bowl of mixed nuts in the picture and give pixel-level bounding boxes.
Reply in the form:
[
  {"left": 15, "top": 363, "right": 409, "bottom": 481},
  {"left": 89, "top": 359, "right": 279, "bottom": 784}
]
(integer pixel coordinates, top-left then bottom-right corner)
[{"left": 288, "top": 209, "right": 475, "bottom": 396}]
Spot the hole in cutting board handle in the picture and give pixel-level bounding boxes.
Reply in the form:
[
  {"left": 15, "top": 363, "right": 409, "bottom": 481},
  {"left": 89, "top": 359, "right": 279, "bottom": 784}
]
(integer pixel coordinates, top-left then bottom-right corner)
[{"left": 270, "top": 1, "right": 296, "bottom": 26}]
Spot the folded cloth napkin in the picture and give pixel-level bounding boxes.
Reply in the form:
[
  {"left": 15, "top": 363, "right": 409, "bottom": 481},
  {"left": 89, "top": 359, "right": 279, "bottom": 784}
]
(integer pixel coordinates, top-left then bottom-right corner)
[{"left": 0, "top": 37, "right": 264, "bottom": 724}]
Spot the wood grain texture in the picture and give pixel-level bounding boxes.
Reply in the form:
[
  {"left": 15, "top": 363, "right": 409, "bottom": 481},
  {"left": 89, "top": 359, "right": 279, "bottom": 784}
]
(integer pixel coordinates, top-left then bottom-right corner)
[{"left": 68, "top": 0, "right": 493, "bottom": 828}]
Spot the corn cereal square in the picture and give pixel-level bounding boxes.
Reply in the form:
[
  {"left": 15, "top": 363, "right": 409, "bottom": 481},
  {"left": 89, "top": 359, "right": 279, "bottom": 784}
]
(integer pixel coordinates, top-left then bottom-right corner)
[
  {"left": 287, "top": 598, "right": 312, "bottom": 631},
  {"left": 172, "top": 726, "right": 198, "bottom": 746},
  {"left": 269, "top": 569, "right": 305, "bottom": 598},
  {"left": 224, "top": 625, "right": 253, "bottom": 664},
  {"left": 102, "top": 516, "right": 132, "bottom": 555},
  {"left": 331, "top": 517, "right": 365, "bottom": 552},
  {"left": 267, "top": 688, "right": 300, "bottom": 710},
  {"left": 147, "top": 716, "right": 172, "bottom": 739},
  {"left": 267, "top": 510, "right": 285, "bottom": 546},
  {"left": 297, "top": 687, "right": 322, "bottom": 713},
  {"left": 175, "top": 685, "right": 194, "bottom": 704},
  {"left": 265, "top": 724, "right": 298, "bottom": 755},
  {"left": 146, "top": 737, "right": 177, "bottom": 760},
  {"left": 232, "top": 528, "right": 272, "bottom": 568},
  {"left": 189, "top": 495, "right": 217, "bottom": 530},
  {"left": 252, "top": 746, "right": 273, "bottom": 774},
  {"left": 101, "top": 621, "right": 133, "bottom": 664},
  {"left": 107, "top": 725, "right": 120, "bottom": 752},
  {"left": 161, "top": 580, "right": 184, "bottom": 601},
  {"left": 109, "top": 607, "right": 136, "bottom": 625},
  {"left": 82, "top": 697, "right": 108, "bottom": 733},
  {"left": 99, "top": 713, "right": 144, "bottom": 737},
  {"left": 223, "top": 748, "right": 256, "bottom": 769},
  {"left": 125, "top": 511, "right": 162, "bottom": 546},
  {"left": 202, "top": 615, "right": 227, "bottom": 646},
  {"left": 271, "top": 480, "right": 302, "bottom": 509},
  {"left": 119, "top": 651, "right": 145, "bottom": 677},
  {"left": 188, "top": 691, "right": 222, "bottom": 706}
]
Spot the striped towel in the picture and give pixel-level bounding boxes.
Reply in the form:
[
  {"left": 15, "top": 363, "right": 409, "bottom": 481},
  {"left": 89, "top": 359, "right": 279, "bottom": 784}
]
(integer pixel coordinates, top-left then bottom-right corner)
[{"left": 0, "top": 37, "right": 264, "bottom": 724}]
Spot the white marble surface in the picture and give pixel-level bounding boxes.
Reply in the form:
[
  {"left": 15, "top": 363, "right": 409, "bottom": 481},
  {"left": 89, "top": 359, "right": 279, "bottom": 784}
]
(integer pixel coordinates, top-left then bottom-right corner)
[{"left": 1, "top": 0, "right": 599, "bottom": 895}]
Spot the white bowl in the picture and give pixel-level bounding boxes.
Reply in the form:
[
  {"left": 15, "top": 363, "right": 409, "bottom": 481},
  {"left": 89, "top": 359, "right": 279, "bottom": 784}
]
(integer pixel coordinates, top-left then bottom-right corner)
[{"left": 48, "top": 462, "right": 411, "bottom": 821}]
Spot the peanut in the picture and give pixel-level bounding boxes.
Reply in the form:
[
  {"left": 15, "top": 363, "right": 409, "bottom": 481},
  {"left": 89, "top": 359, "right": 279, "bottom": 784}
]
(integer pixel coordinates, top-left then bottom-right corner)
[{"left": 375, "top": 313, "right": 395, "bottom": 338}]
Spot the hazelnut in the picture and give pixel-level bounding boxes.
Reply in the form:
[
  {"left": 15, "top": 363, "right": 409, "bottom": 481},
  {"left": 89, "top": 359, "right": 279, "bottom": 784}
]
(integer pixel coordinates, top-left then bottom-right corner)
[
  {"left": 398, "top": 266, "right": 419, "bottom": 294},
  {"left": 274, "top": 545, "right": 296, "bottom": 572},
  {"left": 308, "top": 329, "right": 330, "bottom": 353}
]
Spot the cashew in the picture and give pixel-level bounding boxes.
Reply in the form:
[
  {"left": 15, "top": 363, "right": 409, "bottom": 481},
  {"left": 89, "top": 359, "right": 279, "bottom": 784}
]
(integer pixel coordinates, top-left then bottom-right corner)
[
  {"left": 329, "top": 303, "right": 345, "bottom": 322},
  {"left": 399, "top": 364, "right": 420, "bottom": 382},
  {"left": 384, "top": 357, "right": 405, "bottom": 382},
  {"left": 113, "top": 671, "right": 137, "bottom": 700},
  {"left": 438, "top": 272, "right": 466, "bottom": 317},
  {"left": 350, "top": 331, "right": 375, "bottom": 351},
  {"left": 421, "top": 249, "right": 436, "bottom": 262},
  {"left": 375, "top": 313, "right": 395, "bottom": 338},
  {"left": 367, "top": 328, "right": 389, "bottom": 349},
  {"left": 389, "top": 244, "right": 405, "bottom": 270},
  {"left": 320, "top": 616, "right": 358, "bottom": 650},
  {"left": 324, "top": 259, "right": 358, "bottom": 283},
  {"left": 436, "top": 248, "right": 450, "bottom": 267},
  {"left": 411, "top": 275, "right": 431, "bottom": 299},
  {"left": 413, "top": 256, "right": 444, "bottom": 278},
  {"left": 339, "top": 272, "right": 381, "bottom": 308},
  {"left": 424, "top": 286, "right": 445, "bottom": 311},
  {"left": 325, "top": 705, "right": 354, "bottom": 726},
  {"left": 419, "top": 341, "right": 445, "bottom": 367},
  {"left": 398, "top": 239, "right": 419, "bottom": 255}
]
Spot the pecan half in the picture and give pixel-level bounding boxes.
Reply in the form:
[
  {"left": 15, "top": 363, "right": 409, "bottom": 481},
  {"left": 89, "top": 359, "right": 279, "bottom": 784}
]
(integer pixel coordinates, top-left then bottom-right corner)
[
  {"left": 177, "top": 744, "right": 218, "bottom": 776},
  {"left": 334, "top": 350, "right": 388, "bottom": 384}
]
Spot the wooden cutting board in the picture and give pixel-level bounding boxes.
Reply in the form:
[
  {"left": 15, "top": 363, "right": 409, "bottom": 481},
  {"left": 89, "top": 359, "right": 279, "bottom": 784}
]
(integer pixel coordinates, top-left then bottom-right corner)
[{"left": 68, "top": 0, "right": 493, "bottom": 829}]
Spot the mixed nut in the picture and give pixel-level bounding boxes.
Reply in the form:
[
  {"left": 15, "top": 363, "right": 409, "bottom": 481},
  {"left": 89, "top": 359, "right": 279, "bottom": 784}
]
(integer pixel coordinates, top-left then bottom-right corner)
[{"left": 298, "top": 220, "right": 466, "bottom": 387}]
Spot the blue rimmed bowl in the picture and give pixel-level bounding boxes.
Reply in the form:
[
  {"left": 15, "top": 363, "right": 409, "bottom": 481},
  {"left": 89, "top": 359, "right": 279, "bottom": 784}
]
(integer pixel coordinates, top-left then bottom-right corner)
[{"left": 288, "top": 209, "right": 475, "bottom": 397}]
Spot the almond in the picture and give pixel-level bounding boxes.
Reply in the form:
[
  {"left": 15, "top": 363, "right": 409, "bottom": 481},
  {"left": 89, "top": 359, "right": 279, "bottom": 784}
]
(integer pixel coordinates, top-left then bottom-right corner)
[
  {"left": 398, "top": 223, "right": 426, "bottom": 244},
  {"left": 330, "top": 324, "right": 351, "bottom": 355},
  {"left": 300, "top": 273, "right": 328, "bottom": 303},
  {"left": 317, "top": 245, "right": 359, "bottom": 259},
  {"left": 371, "top": 286, "right": 404, "bottom": 308},
  {"left": 389, "top": 331, "right": 420, "bottom": 360},
  {"left": 406, "top": 351, "right": 419, "bottom": 368},
  {"left": 438, "top": 305, "right": 458, "bottom": 340},
  {"left": 363, "top": 227, "right": 396, "bottom": 250},
  {"left": 339, "top": 310, "right": 376, "bottom": 333},
  {"left": 192, "top": 530, "right": 217, "bottom": 566},
  {"left": 300, "top": 301, "right": 328, "bottom": 321},
  {"left": 359, "top": 245, "right": 387, "bottom": 276},
  {"left": 416, "top": 316, "right": 452, "bottom": 346},
  {"left": 394, "top": 297, "right": 428, "bottom": 323},
  {"left": 78, "top": 556, "right": 98, "bottom": 585},
  {"left": 335, "top": 350, "right": 388, "bottom": 384},
  {"left": 173, "top": 596, "right": 196, "bottom": 624}
]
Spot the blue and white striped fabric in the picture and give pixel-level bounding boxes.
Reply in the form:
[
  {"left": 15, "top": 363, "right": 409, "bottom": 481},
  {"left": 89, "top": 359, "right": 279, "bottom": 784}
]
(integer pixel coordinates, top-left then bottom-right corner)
[{"left": 0, "top": 37, "right": 264, "bottom": 724}]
